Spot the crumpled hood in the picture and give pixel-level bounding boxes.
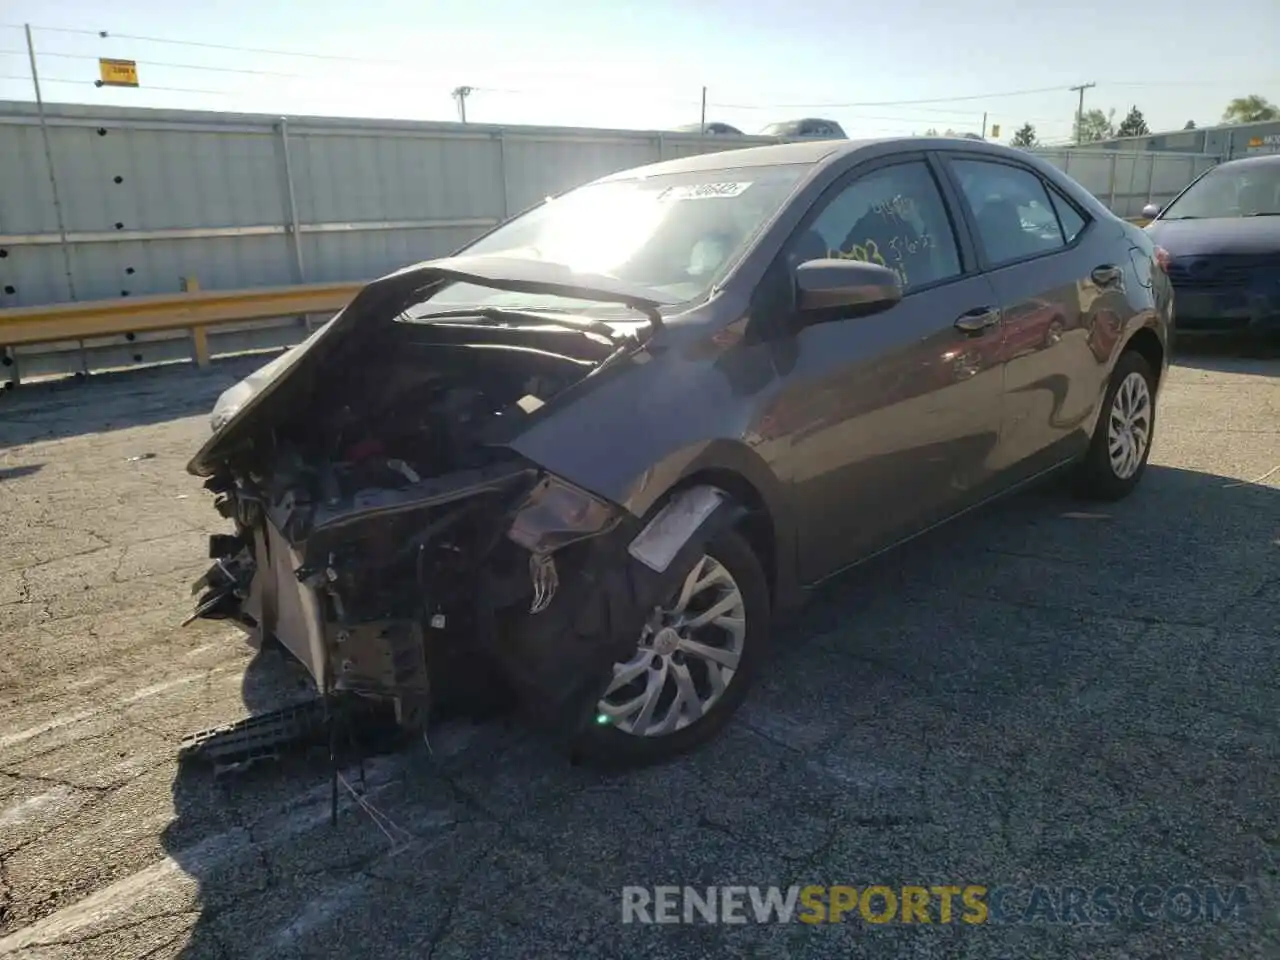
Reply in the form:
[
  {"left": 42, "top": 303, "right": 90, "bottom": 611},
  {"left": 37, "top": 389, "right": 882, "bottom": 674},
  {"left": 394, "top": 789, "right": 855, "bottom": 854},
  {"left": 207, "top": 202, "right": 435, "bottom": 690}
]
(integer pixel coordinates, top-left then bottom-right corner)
[
  {"left": 1145, "top": 217, "right": 1280, "bottom": 257},
  {"left": 187, "top": 254, "right": 678, "bottom": 477}
]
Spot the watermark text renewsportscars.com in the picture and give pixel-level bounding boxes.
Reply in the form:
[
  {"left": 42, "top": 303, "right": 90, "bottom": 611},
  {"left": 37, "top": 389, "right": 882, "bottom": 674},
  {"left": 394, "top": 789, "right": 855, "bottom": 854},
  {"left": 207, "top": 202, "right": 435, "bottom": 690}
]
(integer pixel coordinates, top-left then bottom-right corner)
[{"left": 620, "top": 883, "right": 1251, "bottom": 926}]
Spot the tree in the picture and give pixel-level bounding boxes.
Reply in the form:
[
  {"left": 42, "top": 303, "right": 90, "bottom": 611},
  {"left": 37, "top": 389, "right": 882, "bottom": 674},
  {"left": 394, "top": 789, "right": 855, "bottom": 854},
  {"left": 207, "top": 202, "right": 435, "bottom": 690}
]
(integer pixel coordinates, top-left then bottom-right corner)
[
  {"left": 1116, "top": 105, "right": 1150, "bottom": 138},
  {"left": 1183, "top": 120, "right": 1197, "bottom": 130},
  {"left": 1010, "top": 122, "right": 1038, "bottom": 147},
  {"left": 1222, "top": 95, "right": 1279, "bottom": 124},
  {"left": 1075, "top": 107, "right": 1115, "bottom": 143}
]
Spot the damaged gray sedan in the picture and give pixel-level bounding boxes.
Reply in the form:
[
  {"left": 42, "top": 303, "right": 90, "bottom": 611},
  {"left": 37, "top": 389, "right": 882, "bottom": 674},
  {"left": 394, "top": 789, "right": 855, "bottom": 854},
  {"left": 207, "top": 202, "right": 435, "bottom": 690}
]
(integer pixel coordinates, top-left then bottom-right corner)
[{"left": 188, "top": 137, "right": 1171, "bottom": 766}]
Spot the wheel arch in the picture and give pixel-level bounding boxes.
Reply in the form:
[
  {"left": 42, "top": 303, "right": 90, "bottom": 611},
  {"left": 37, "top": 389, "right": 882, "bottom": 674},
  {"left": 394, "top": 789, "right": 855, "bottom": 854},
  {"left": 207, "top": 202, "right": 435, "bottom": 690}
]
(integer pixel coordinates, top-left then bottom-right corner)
[
  {"left": 663, "top": 467, "right": 781, "bottom": 606},
  {"left": 625, "top": 439, "right": 799, "bottom": 610},
  {"left": 1123, "top": 325, "right": 1166, "bottom": 388}
]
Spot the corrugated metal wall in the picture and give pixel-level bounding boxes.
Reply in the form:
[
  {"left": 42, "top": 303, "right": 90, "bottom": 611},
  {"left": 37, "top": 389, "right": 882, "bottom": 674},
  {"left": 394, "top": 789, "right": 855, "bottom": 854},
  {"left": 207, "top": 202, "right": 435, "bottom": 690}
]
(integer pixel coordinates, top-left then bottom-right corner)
[
  {"left": 1, "top": 101, "right": 1227, "bottom": 314},
  {"left": 1032, "top": 148, "right": 1219, "bottom": 217},
  {"left": 1086, "top": 118, "right": 1280, "bottom": 161},
  {"left": 0, "top": 101, "right": 778, "bottom": 309}
]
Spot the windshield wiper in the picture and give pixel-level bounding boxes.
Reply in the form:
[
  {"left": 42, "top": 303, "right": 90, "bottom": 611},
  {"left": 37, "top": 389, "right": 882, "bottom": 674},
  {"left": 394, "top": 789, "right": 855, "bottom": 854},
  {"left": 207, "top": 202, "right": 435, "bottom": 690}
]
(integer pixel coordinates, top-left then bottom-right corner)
[
  {"left": 1243, "top": 211, "right": 1280, "bottom": 217},
  {"left": 409, "top": 307, "right": 632, "bottom": 343}
]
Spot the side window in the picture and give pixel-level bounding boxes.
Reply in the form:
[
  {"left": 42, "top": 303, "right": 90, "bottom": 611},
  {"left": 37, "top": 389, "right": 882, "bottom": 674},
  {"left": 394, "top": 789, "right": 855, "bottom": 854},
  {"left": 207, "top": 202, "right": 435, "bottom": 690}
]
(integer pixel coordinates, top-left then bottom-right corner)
[
  {"left": 793, "top": 161, "right": 962, "bottom": 292},
  {"left": 951, "top": 159, "right": 1068, "bottom": 265},
  {"left": 1048, "top": 186, "right": 1088, "bottom": 243}
]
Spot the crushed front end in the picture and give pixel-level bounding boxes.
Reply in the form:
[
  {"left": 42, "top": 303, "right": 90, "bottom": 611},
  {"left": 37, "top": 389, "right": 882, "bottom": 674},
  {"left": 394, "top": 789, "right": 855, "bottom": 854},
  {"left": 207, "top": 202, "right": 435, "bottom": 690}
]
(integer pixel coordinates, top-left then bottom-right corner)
[
  {"left": 183, "top": 260, "right": 695, "bottom": 743},
  {"left": 197, "top": 448, "right": 651, "bottom": 727}
]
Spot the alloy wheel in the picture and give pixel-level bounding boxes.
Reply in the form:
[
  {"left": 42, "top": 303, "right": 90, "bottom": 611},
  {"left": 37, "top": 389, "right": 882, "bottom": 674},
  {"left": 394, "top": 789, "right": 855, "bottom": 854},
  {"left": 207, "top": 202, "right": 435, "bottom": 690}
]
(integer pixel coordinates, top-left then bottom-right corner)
[
  {"left": 596, "top": 554, "right": 746, "bottom": 737},
  {"left": 1107, "top": 370, "right": 1152, "bottom": 480}
]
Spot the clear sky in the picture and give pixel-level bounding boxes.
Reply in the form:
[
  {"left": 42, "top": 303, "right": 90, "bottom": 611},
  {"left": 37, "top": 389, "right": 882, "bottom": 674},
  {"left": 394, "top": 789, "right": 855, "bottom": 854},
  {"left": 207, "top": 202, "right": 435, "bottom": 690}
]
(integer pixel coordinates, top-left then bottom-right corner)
[{"left": 1, "top": 0, "right": 1276, "bottom": 144}]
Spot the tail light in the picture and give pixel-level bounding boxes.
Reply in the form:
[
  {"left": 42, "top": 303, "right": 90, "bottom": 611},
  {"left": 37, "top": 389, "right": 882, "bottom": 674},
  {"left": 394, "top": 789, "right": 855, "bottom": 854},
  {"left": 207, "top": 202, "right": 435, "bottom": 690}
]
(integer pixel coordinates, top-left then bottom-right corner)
[{"left": 1153, "top": 246, "right": 1171, "bottom": 274}]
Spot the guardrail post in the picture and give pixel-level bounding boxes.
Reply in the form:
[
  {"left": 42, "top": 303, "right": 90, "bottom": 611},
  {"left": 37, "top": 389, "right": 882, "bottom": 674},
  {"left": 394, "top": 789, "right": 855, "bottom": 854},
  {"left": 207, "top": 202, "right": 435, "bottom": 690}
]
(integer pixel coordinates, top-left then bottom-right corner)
[
  {"left": 182, "top": 275, "right": 210, "bottom": 367},
  {"left": 1145, "top": 154, "right": 1157, "bottom": 207},
  {"left": 2, "top": 347, "right": 19, "bottom": 389},
  {"left": 657, "top": 133, "right": 665, "bottom": 161},
  {"left": 1106, "top": 153, "right": 1118, "bottom": 211}
]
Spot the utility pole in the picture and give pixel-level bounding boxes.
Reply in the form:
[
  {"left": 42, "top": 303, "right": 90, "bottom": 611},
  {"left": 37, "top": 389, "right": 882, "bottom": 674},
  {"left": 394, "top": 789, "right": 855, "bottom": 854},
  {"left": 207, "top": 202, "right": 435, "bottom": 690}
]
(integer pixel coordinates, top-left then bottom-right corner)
[
  {"left": 1070, "top": 82, "right": 1096, "bottom": 144},
  {"left": 452, "top": 85, "right": 473, "bottom": 123},
  {"left": 24, "top": 24, "right": 76, "bottom": 304},
  {"left": 700, "top": 86, "right": 707, "bottom": 135},
  {"left": 981, "top": 112, "right": 988, "bottom": 139}
]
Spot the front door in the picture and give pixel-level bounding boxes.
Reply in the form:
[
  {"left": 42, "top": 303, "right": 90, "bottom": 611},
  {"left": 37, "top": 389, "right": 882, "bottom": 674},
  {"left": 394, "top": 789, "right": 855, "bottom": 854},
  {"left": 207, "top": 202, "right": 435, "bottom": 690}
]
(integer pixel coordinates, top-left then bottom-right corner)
[{"left": 764, "top": 155, "right": 1005, "bottom": 583}]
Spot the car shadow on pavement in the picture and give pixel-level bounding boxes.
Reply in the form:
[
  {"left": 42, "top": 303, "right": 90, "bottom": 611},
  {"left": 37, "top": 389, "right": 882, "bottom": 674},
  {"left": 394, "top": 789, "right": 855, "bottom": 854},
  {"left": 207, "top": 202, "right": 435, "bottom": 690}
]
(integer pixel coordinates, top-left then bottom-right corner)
[
  {"left": 159, "top": 463, "right": 1279, "bottom": 958},
  {"left": 0, "top": 354, "right": 274, "bottom": 449},
  {"left": 0, "top": 463, "right": 42, "bottom": 481},
  {"left": 1174, "top": 336, "right": 1280, "bottom": 377}
]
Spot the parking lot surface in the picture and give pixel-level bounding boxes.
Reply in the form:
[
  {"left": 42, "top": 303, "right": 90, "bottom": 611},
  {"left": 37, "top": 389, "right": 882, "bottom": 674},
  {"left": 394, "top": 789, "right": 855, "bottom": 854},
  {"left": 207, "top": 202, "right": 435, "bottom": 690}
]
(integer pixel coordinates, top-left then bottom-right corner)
[{"left": 0, "top": 349, "right": 1277, "bottom": 959}]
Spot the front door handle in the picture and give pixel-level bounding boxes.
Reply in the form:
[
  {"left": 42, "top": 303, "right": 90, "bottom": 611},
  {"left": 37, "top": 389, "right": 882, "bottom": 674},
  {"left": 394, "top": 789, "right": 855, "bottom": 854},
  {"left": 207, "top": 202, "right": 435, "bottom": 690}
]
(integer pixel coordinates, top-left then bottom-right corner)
[
  {"left": 1091, "top": 264, "right": 1124, "bottom": 286},
  {"left": 954, "top": 306, "right": 1001, "bottom": 334}
]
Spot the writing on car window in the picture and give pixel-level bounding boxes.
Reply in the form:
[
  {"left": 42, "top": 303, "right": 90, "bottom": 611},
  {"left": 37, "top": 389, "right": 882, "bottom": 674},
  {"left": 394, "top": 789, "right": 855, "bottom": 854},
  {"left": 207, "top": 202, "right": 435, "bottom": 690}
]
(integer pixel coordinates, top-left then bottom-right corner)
[{"left": 796, "top": 161, "right": 961, "bottom": 291}]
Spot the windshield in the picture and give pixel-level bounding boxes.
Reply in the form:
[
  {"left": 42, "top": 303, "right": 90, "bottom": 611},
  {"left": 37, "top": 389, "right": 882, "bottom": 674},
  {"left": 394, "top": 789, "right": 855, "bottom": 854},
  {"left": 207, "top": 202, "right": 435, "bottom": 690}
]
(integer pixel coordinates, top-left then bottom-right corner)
[
  {"left": 422, "top": 164, "right": 808, "bottom": 314},
  {"left": 1160, "top": 164, "right": 1280, "bottom": 220}
]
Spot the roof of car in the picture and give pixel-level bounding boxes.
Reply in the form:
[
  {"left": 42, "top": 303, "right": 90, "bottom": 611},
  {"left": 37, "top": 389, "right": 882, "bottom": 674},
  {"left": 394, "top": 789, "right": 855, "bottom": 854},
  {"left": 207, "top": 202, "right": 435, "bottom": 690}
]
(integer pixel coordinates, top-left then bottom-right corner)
[
  {"left": 597, "top": 139, "right": 870, "bottom": 179},
  {"left": 595, "top": 136, "right": 1021, "bottom": 181},
  {"left": 1213, "top": 152, "right": 1280, "bottom": 170}
]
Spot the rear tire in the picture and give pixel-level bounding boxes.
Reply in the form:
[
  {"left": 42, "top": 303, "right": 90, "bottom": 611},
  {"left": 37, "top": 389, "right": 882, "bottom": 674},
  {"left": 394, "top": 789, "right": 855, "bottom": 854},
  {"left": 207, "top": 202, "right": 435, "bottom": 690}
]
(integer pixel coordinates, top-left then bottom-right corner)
[
  {"left": 1073, "top": 349, "right": 1157, "bottom": 501},
  {"left": 572, "top": 527, "right": 770, "bottom": 770}
]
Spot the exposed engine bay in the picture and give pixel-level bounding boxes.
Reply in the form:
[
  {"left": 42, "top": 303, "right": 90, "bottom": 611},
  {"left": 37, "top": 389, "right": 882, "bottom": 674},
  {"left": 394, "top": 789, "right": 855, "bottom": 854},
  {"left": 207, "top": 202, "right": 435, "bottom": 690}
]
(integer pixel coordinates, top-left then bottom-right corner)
[{"left": 187, "top": 301, "right": 740, "bottom": 751}]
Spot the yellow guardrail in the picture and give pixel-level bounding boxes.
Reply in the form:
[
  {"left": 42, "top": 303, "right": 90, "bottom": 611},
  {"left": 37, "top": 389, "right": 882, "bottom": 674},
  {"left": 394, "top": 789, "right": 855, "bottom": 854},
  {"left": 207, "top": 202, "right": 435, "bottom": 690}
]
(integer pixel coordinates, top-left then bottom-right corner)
[{"left": 0, "top": 280, "right": 362, "bottom": 368}]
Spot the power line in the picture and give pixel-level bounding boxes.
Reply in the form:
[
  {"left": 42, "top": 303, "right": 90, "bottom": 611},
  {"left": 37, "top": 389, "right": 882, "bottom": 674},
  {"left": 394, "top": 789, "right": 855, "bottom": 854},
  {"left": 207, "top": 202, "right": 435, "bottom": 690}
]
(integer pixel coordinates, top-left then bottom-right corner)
[
  {"left": 0, "top": 73, "right": 231, "bottom": 96},
  {"left": 10, "top": 48, "right": 311, "bottom": 79},
  {"left": 7, "top": 23, "right": 1276, "bottom": 109},
  {"left": 0, "top": 53, "right": 1075, "bottom": 124},
  {"left": 7, "top": 24, "right": 399, "bottom": 64},
  {"left": 712, "top": 84, "right": 1073, "bottom": 109}
]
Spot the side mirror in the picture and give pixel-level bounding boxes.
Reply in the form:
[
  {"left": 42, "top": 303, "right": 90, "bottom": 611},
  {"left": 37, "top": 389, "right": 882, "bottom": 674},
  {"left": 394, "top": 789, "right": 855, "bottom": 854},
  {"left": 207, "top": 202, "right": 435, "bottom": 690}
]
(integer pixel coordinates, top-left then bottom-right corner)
[
  {"left": 1141, "top": 203, "right": 1162, "bottom": 220},
  {"left": 794, "top": 258, "right": 903, "bottom": 320}
]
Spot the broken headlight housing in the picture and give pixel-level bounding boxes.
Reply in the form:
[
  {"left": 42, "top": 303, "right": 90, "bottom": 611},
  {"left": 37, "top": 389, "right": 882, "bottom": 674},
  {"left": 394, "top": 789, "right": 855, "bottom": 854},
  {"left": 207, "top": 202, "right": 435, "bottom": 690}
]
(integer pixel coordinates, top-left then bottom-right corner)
[
  {"left": 210, "top": 378, "right": 255, "bottom": 434},
  {"left": 208, "top": 339, "right": 314, "bottom": 434},
  {"left": 507, "top": 475, "right": 622, "bottom": 555}
]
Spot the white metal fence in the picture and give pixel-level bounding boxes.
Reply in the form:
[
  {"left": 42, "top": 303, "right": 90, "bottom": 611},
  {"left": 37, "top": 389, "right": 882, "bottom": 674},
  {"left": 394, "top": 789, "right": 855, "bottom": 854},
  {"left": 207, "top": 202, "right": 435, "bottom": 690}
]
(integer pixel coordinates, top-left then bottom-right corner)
[
  {"left": 0, "top": 101, "right": 780, "bottom": 309},
  {"left": 0, "top": 101, "right": 1222, "bottom": 311},
  {"left": 1031, "top": 147, "right": 1217, "bottom": 218}
]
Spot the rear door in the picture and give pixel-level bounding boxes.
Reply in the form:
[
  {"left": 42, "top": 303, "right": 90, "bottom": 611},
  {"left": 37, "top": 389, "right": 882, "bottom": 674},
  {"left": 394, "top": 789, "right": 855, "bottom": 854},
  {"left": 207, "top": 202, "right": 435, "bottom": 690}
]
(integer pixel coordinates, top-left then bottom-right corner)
[
  {"left": 761, "top": 153, "right": 1004, "bottom": 583},
  {"left": 938, "top": 154, "right": 1121, "bottom": 481}
]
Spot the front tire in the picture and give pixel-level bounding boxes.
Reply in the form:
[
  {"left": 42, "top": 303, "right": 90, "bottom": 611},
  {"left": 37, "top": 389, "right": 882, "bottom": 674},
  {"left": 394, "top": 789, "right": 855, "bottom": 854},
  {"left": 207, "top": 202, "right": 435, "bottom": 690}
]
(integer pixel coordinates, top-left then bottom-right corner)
[
  {"left": 1073, "top": 349, "right": 1157, "bottom": 501},
  {"left": 572, "top": 527, "right": 770, "bottom": 769}
]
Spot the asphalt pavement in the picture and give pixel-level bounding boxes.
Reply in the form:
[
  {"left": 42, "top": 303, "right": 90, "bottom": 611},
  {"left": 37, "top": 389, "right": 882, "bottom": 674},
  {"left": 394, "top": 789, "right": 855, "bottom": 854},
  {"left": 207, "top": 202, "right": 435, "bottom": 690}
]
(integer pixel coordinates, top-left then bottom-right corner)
[{"left": 0, "top": 347, "right": 1276, "bottom": 959}]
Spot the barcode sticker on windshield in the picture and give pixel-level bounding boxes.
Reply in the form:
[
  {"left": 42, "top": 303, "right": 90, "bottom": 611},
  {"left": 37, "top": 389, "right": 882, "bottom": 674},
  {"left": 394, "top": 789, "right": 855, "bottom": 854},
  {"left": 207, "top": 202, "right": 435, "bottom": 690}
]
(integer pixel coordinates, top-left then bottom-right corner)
[{"left": 658, "top": 182, "right": 752, "bottom": 201}]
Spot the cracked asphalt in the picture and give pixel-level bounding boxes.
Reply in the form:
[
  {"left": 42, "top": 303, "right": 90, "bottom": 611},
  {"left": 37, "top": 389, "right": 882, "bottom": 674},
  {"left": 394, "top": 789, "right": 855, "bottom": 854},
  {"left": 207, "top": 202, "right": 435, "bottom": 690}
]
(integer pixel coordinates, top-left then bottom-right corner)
[{"left": 0, "top": 347, "right": 1277, "bottom": 959}]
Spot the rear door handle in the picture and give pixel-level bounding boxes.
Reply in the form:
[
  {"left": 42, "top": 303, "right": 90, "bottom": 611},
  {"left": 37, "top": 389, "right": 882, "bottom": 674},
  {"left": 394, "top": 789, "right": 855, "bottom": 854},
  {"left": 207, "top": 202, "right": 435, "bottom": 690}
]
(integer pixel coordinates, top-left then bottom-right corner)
[
  {"left": 954, "top": 306, "right": 1001, "bottom": 334},
  {"left": 1091, "top": 264, "right": 1124, "bottom": 286}
]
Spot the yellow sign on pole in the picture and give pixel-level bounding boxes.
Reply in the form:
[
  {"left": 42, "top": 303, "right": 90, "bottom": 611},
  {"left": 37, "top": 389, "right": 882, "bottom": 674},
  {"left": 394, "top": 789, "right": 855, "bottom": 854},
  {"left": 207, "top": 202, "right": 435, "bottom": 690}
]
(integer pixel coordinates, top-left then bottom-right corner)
[
  {"left": 990, "top": 123, "right": 1001, "bottom": 138},
  {"left": 98, "top": 58, "right": 139, "bottom": 88}
]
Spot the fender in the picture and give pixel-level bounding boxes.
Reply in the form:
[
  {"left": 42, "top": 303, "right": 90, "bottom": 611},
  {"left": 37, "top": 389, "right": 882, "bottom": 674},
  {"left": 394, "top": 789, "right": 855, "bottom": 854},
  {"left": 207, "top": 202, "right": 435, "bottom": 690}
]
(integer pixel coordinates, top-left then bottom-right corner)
[{"left": 623, "top": 439, "right": 800, "bottom": 609}]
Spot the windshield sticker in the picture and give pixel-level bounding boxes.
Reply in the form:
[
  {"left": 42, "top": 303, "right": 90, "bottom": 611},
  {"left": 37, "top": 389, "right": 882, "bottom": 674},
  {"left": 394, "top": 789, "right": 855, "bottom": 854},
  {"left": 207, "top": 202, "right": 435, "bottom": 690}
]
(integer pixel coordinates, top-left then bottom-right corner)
[{"left": 658, "top": 182, "right": 753, "bottom": 201}]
